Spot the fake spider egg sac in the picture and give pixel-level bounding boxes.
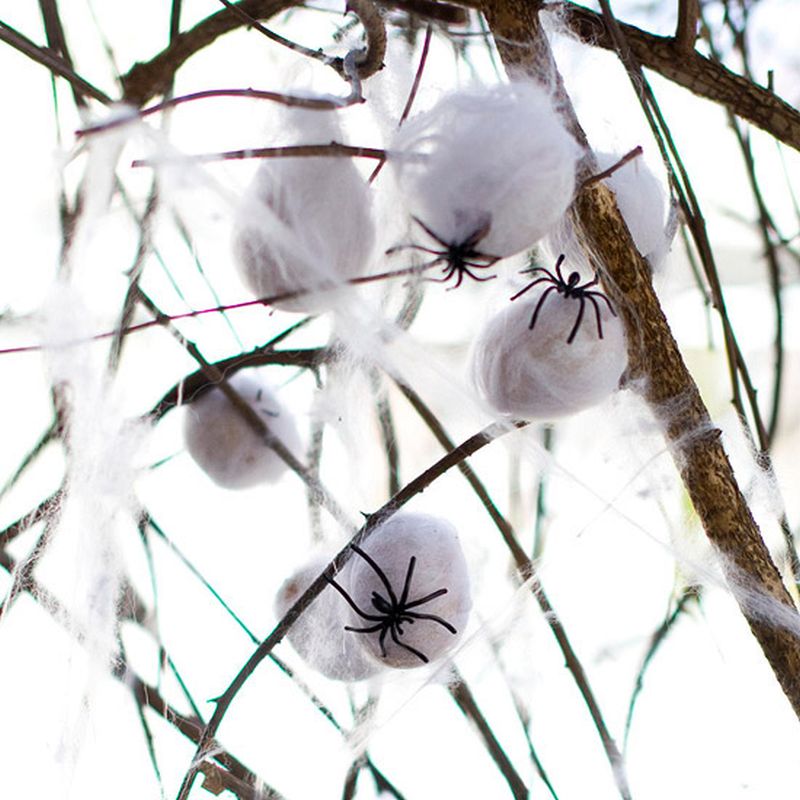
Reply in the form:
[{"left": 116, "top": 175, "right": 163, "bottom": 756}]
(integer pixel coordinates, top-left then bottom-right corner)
[
  {"left": 597, "top": 152, "right": 671, "bottom": 270},
  {"left": 275, "top": 556, "right": 381, "bottom": 682},
  {"left": 391, "top": 81, "right": 582, "bottom": 258},
  {"left": 183, "top": 371, "right": 302, "bottom": 489},
  {"left": 471, "top": 283, "right": 627, "bottom": 420},
  {"left": 232, "top": 151, "right": 375, "bottom": 313},
  {"left": 343, "top": 513, "right": 472, "bottom": 669}
]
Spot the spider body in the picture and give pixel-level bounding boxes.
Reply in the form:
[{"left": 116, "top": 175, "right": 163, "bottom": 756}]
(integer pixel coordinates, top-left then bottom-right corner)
[
  {"left": 327, "top": 544, "right": 457, "bottom": 665},
  {"left": 387, "top": 216, "right": 500, "bottom": 290},
  {"left": 510, "top": 254, "right": 617, "bottom": 344}
]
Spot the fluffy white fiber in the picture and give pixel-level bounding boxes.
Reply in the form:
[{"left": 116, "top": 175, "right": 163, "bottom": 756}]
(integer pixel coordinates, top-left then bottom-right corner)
[
  {"left": 275, "top": 556, "right": 381, "bottom": 682},
  {"left": 232, "top": 110, "right": 375, "bottom": 313},
  {"left": 471, "top": 272, "right": 627, "bottom": 419},
  {"left": 597, "top": 152, "right": 671, "bottom": 270},
  {"left": 390, "top": 81, "right": 582, "bottom": 258},
  {"left": 342, "top": 512, "right": 472, "bottom": 669},
  {"left": 183, "top": 370, "right": 302, "bottom": 489}
]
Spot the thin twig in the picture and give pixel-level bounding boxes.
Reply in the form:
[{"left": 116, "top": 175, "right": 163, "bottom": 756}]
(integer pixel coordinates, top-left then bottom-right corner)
[
  {"left": 370, "top": 368, "right": 401, "bottom": 497},
  {"left": 580, "top": 146, "right": 643, "bottom": 190},
  {"left": 448, "top": 669, "right": 530, "bottom": 800},
  {"left": 674, "top": 0, "right": 699, "bottom": 52},
  {"left": 38, "top": 0, "right": 89, "bottom": 108},
  {"left": 369, "top": 23, "right": 433, "bottom": 183},
  {"left": 0, "top": 423, "right": 59, "bottom": 502},
  {"left": 108, "top": 187, "right": 159, "bottom": 370},
  {"left": 623, "top": 586, "right": 700, "bottom": 750},
  {"left": 0, "top": 264, "right": 429, "bottom": 358},
  {"left": 0, "top": 19, "right": 112, "bottom": 104},
  {"left": 78, "top": 86, "right": 364, "bottom": 137},
  {"left": 131, "top": 141, "right": 391, "bottom": 168}
]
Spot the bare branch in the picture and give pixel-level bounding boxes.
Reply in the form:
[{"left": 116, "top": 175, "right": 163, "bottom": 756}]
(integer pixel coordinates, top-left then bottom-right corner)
[
  {"left": 674, "top": 0, "right": 699, "bottom": 52},
  {"left": 554, "top": 2, "right": 800, "bottom": 153}
]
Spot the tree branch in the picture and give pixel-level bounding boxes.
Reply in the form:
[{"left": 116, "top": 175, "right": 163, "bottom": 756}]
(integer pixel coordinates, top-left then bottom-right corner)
[
  {"left": 481, "top": 0, "right": 800, "bottom": 720},
  {"left": 554, "top": 2, "right": 800, "bottom": 153}
]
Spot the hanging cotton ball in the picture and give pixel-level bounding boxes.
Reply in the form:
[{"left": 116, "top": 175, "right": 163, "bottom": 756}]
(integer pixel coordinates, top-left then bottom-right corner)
[
  {"left": 275, "top": 556, "right": 382, "bottom": 682},
  {"left": 598, "top": 151, "right": 672, "bottom": 270},
  {"left": 232, "top": 113, "right": 375, "bottom": 313},
  {"left": 471, "top": 259, "right": 627, "bottom": 419},
  {"left": 390, "top": 81, "right": 582, "bottom": 263},
  {"left": 332, "top": 512, "right": 472, "bottom": 669},
  {"left": 183, "top": 371, "right": 302, "bottom": 489}
]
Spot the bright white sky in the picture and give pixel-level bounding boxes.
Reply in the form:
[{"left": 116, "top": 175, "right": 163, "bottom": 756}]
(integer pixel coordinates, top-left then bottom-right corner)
[{"left": 1, "top": 2, "right": 800, "bottom": 799}]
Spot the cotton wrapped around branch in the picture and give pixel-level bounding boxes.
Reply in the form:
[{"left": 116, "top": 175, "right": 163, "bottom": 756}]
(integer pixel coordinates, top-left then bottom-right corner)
[
  {"left": 183, "top": 371, "right": 302, "bottom": 489},
  {"left": 391, "top": 81, "right": 582, "bottom": 258},
  {"left": 471, "top": 277, "right": 627, "bottom": 420},
  {"left": 233, "top": 114, "right": 375, "bottom": 312}
]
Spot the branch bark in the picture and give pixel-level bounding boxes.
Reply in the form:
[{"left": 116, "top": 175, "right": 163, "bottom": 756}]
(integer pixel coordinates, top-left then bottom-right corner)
[
  {"left": 482, "top": 0, "right": 800, "bottom": 722},
  {"left": 556, "top": 2, "right": 800, "bottom": 153}
]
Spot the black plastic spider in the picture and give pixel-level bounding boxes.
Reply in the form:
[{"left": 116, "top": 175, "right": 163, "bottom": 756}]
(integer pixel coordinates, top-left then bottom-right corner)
[
  {"left": 326, "top": 544, "right": 457, "bottom": 664},
  {"left": 510, "top": 254, "right": 617, "bottom": 345},
  {"left": 386, "top": 215, "right": 500, "bottom": 290}
]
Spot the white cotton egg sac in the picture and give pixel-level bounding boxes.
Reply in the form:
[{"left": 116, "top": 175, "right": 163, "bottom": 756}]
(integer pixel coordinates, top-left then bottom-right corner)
[
  {"left": 275, "top": 556, "right": 382, "bottom": 682},
  {"left": 232, "top": 153, "right": 375, "bottom": 313},
  {"left": 597, "top": 152, "right": 671, "bottom": 270},
  {"left": 391, "top": 81, "right": 582, "bottom": 258},
  {"left": 471, "top": 279, "right": 628, "bottom": 420},
  {"left": 341, "top": 513, "right": 472, "bottom": 669},
  {"left": 183, "top": 371, "right": 302, "bottom": 489}
]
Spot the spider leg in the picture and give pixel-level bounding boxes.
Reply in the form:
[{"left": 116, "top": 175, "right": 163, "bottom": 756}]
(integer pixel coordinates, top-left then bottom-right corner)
[
  {"left": 399, "top": 556, "right": 417, "bottom": 607},
  {"left": 461, "top": 259, "right": 501, "bottom": 279},
  {"left": 386, "top": 242, "right": 444, "bottom": 257},
  {"left": 510, "top": 276, "right": 550, "bottom": 302},
  {"left": 519, "top": 266, "right": 558, "bottom": 282},
  {"left": 394, "top": 615, "right": 416, "bottom": 637},
  {"left": 404, "top": 609, "right": 457, "bottom": 634},
  {"left": 553, "top": 254, "right": 568, "bottom": 284},
  {"left": 579, "top": 273, "right": 600, "bottom": 291},
  {"left": 445, "top": 265, "right": 497, "bottom": 291},
  {"left": 567, "top": 295, "right": 587, "bottom": 344},
  {"left": 351, "top": 545, "right": 399, "bottom": 607},
  {"left": 585, "top": 295, "right": 605, "bottom": 339},
  {"left": 584, "top": 290, "right": 617, "bottom": 316},
  {"left": 462, "top": 217, "right": 493, "bottom": 249},
  {"left": 326, "top": 576, "right": 385, "bottom": 621},
  {"left": 378, "top": 625, "right": 391, "bottom": 657},
  {"left": 528, "top": 285, "right": 558, "bottom": 330},
  {"left": 404, "top": 587, "right": 448, "bottom": 609},
  {"left": 345, "top": 622, "right": 387, "bottom": 635},
  {"left": 388, "top": 624, "right": 430, "bottom": 664},
  {"left": 411, "top": 216, "right": 448, "bottom": 249}
]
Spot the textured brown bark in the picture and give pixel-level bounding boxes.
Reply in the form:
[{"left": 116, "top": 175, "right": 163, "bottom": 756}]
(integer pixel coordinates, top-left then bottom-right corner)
[{"left": 483, "top": 0, "right": 800, "bottom": 719}]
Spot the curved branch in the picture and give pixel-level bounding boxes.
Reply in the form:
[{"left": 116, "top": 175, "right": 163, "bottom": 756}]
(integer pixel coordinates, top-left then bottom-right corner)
[
  {"left": 121, "top": 0, "right": 293, "bottom": 105},
  {"left": 120, "top": 0, "right": 388, "bottom": 107},
  {"left": 555, "top": 2, "right": 800, "bottom": 152}
]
